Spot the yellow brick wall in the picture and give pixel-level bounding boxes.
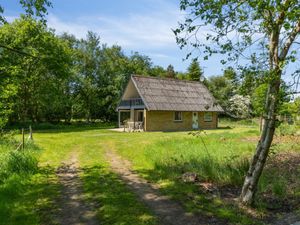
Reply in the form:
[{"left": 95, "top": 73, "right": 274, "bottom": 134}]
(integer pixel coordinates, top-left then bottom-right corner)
[
  {"left": 198, "top": 112, "right": 218, "bottom": 129},
  {"left": 144, "top": 111, "right": 218, "bottom": 131}
]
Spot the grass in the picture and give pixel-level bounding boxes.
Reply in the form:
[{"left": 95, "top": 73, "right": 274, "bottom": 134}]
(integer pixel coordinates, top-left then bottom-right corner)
[
  {"left": 0, "top": 119, "right": 299, "bottom": 225},
  {"left": 98, "top": 127, "right": 258, "bottom": 223},
  {"left": 0, "top": 127, "right": 157, "bottom": 225},
  {"left": 0, "top": 137, "right": 60, "bottom": 225},
  {"left": 31, "top": 128, "right": 157, "bottom": 225},
  {"left": 98, "top": 121, "right": 299, "bottom": 224}
]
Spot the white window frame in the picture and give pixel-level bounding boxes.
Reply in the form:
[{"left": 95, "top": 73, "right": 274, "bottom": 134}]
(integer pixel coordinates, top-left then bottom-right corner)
[
  {"left": 204, "top": 112, "right": 213, "bottom": 122},
  {"left": 174, "top": 111, "right": 183, "bottom": 122}
]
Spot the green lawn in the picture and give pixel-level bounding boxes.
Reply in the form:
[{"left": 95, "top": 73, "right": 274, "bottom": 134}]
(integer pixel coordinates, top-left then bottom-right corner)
[{"left": 0, "top": 121, "right": 299, "bottom": 225}]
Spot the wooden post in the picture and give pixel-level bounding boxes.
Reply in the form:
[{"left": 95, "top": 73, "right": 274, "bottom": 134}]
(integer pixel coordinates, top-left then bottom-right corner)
[
  {"left": 29, "top": 125, "right": 33, "bottom": 140},
  {"left": 22, "top": 128, "right": 25, "bottom": 150},
  {"left": 133, "top": 110, "right": 136, "bottom": 132}
]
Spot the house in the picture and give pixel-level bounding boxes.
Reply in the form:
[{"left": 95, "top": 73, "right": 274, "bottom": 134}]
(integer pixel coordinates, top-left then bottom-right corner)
[{"left": 117, "top": 75, "right": 223, "bottom": 131}]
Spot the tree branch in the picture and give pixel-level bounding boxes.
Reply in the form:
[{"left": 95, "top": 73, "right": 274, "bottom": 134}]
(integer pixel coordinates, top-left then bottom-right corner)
[
  {"left": 279, "top": 20, "right": 300, "bottom": 60},
  {"left": 0, "top": 44, "right": 38, "bottom": 58}
]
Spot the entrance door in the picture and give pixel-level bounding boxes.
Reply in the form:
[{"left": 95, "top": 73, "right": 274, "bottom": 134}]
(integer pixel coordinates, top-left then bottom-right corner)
[
  {"left": 137, "top": 111, "right": 144, "bottom": 122},
  {"left": 192, "top": 112, "right": 199, "bottom": 129}
]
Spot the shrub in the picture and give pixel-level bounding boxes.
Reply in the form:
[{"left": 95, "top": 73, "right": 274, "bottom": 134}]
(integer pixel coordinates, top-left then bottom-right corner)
[
  {"left": 272, "top": 179, "right": 287, "bottom": 198},
  {"left": 0, "top": 130, "right": 18, "bottom": 145},
  {"left": 277, "top": 123, "right": 299, "bottom": 136},
  {"left": 0, "top": 149, "right": 38, "bottom": 183}
]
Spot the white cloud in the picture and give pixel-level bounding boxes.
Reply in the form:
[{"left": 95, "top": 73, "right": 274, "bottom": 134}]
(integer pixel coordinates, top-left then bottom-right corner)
[
  {"left": 47, "top": 4, "right": 185, "bottom": 50},
  {"left": 6, "top": 15, "right": 18, "bottom": 23},
  {"left": 48, "top": 15, "right": 89, "bottom": 39},
  {"left": 146, "top": 52, "right": 171, "bottom": 59}
]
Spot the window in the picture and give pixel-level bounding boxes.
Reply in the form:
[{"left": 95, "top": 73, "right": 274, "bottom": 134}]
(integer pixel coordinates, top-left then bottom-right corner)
[
  {"left": 204, "top": 112, "right": 213, "bottom": 122},
  {"left": 174, "top": 111, "right": 183, "bottom": 121}
]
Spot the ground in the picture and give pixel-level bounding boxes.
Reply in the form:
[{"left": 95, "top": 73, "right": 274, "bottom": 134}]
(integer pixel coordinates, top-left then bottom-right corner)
[{"left": 0, "top": 120, "right": 299, "bottom": 225}]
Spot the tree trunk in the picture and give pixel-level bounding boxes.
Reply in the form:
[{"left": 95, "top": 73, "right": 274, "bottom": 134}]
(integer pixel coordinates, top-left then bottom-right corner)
[
  {"left": 240, "top": 76, "right": 281, "bottom": 205},
  {"left": 259, "top": 115, "right": 263, "bottom": 133}
]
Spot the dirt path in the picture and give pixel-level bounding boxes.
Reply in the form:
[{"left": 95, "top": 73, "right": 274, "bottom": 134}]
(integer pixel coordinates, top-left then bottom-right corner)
[
  {"left": 106, "top": 150, "right": 224, "bottom": 225},
  {"left": 271, "top": 213, "right": 300, "bottom": 225},
  {"left": 56, "top": 153, "right": 98, "bottom": 225}
]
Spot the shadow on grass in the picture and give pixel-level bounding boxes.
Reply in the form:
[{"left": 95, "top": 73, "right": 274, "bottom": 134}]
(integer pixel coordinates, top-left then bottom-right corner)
[
  {"left": 0, "top": 165, "right": 60, "bottom": 225},
  {"left": 80, "top": 165, "right": 157, "bottom": 225},
  {"left": 33, "top": 126, "right": 115, "bottom": 134},
  {"left": 159, "top": 126, "right": 233, "bottom": 133},
  {"left": 217, "top": 126, "right": 232, "bottom": 130},
  {"left": 6, "top": 122, "right": 116, "bottom": 134}
]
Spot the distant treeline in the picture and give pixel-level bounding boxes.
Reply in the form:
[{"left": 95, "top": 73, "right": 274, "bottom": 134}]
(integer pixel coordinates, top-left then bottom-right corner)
[
  {"left": 0, "top": 17, "right": 299, "bottom": 127},
  {"left": 0, "top": 17, "right": 178, "bottom": 126}
]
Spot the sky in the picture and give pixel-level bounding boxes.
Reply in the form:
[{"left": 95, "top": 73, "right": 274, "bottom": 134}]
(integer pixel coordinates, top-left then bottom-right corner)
[
  {"left": 0, "top": 0, "right": 229, "bottom": 76},
  {"left": 1, "top": 0, "right": 300, "bottom": 97}
]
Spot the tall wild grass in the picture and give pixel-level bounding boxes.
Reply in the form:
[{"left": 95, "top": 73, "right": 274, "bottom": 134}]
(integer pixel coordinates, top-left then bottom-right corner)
[{"left": 143, "top": 132, "right": 254, "bottom": 186}]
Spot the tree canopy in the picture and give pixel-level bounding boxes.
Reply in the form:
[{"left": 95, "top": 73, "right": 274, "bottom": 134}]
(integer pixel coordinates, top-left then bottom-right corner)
[{"left": 0, "top": 17, "right": 177, "bottom": 127}]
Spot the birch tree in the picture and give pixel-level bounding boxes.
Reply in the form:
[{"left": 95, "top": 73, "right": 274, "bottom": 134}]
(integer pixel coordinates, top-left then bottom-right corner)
[{"left": 174, "top": 0, "right": 300, "bottom": 205}]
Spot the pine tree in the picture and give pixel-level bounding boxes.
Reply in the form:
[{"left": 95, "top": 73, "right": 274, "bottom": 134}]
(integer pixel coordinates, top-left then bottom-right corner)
[
  {"left": 187, "top": 59, "right": 203, "bottom": 81},
  {"left": 165, "top": 64, "right": 176, "bottom": 78}
]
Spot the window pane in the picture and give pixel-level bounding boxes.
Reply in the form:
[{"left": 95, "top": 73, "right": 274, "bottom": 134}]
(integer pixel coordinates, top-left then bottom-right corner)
[
  {"left": 174, "top": 112, "right": 182, "bottom": 121},
  {"left": 138, "top": 111, "right": 143, "bottom": 121},
  {"left": 204, "top": 112, "right": 213, "bottom": 122}
]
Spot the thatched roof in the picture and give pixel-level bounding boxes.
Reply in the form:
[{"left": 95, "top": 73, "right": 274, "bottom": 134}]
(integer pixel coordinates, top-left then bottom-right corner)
[{"left": 131, "top": 75, "right": 223, "bottom": 112}]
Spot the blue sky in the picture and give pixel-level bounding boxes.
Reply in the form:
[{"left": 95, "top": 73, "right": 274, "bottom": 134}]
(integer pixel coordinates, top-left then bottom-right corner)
[
  {"left": 1, "top": 0, "right": 229, "bottom": 76},
  {"left": 1, "top": 0, "right": 300, "bottom": 97}
]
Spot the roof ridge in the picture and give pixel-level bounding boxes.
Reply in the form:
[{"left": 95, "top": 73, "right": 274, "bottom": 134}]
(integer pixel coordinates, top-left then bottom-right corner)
[{"left": 131, "top": 74, "right": 205, "bottom": 85}]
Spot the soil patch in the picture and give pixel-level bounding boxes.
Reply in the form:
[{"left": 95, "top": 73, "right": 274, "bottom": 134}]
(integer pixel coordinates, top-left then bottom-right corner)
[
  {"left": 241, "top": 135, "right": 300, "bottom": 145},
  {"left": 56, "top": 153, "right": 98, "bottom": 225}
]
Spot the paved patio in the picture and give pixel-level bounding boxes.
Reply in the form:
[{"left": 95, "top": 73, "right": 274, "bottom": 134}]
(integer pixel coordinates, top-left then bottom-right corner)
[{"left": 108, "top": 128, "right": 144, "bottom": 132}]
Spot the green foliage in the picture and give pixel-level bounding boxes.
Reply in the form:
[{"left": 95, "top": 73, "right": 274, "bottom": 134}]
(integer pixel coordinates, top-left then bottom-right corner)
[
  {"left": 0, "top": 84, "right": 17, "bottom": 129},
  {"left": 0, "top": 150, "right": 38, "bottom": 183},
  {"left": 252, "top": 84, "right": 268, "bottom": 116},
  {"left": 19, "top": 0, "right": 52, "bottom": 21},
  {"left": 0, "top": 17, "right": 72, "bottom": 124},
  {"left": 1, "top": 18, "right": 173, "bottom": 125},
  {"left": 206, "top": 74, "right": 235, "bottom": 111},
  {"left": 148, "top": 65, "right": 166, "bottom": 77},
  {"left": 0, "top": 0, "right": 52, "bottom": 24},
  {"left": 277, "top": 123, "right": 299, "bottom": 136},
  {"left": 224, "top": 67, "right": 238, "bottom": 85},
  {"left": 187, "top": 59, "right": 203, "bottom": 81},
  {"left": 0, "top": 135, "right": 39, "bottom": 184},
  {"left": 279, "top": 97, "right": 300, "bottom": 118},
  {"left": 69, "top": 32, "right": 156, "bottom": 121},
  {"left": 165, "top": 64, "right": 176, "bottom": 78}
]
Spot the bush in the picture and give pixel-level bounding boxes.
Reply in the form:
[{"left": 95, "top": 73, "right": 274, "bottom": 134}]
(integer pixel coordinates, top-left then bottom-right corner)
[
  {"left": 0, "top": 130, "right": 18, "bottom": 145},
  {"left": 0, "top": 149, "right": 38, "bottom": 183},
  {"left": 277, "top": 123, "right": 299, "bottom": 136}
]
